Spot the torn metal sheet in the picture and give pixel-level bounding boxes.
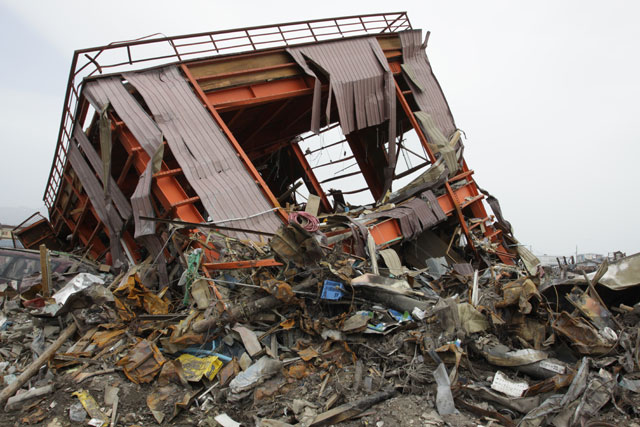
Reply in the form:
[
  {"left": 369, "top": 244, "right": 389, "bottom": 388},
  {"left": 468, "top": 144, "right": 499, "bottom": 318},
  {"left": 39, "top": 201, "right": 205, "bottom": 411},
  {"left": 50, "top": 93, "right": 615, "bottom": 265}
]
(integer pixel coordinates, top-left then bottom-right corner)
[
  {"left": 287, "top": 38, "right": 396, "bottom": 175},
  {"left": 552, "top": 311, "right": 615, "bottom": 355},
  {"left": 399, "top": 30, "right": 456, "bottom": 140},
  {"left": 475, "top": 341, "right": 548, "bottom": 367},
  {"left": 566, "top": 290, "right": 616, "bottom": 330},
  {"left": 495, "top": 278, "right": 540, "bottom": 314},
  {"left": 116, "top": 339, "right": 166, "bottom": 384},
  {"left": 587, "top": 251, "right": 640, "bottom": 290},
  {"left": 287, "top": 37, "right": 398, "bottom": 196},
  {"left": 414, "top": 112, "right": 459, "bottom": 176},
  {"left": 364, "top": 192, "right": 446, "bottom": 240},
  {"left": 67, "top": 142, "right": 127, "bottom": 268},
  {"left": 83, "top": 77, "right": 169, "bottom": 283}
]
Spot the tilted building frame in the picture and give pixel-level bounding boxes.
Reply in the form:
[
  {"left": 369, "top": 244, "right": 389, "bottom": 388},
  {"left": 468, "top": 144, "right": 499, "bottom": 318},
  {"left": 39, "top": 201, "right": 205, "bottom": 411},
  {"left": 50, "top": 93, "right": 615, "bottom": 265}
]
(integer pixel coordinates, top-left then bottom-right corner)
[{"left": 31, "top": 12, "right": 517, "bottom": 276}]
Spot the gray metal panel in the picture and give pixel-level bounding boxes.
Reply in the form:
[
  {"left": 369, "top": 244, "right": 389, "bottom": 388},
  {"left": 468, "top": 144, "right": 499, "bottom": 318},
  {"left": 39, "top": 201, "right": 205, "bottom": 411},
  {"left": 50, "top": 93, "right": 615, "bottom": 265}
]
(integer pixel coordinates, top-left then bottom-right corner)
[
  {"left": 421, "top": 190, "right": 446, "bottom": 223},
  {"left": 83, "top": 78, "right": 164, "bottom": 240},
  {"left": 287, "top": 38, "right": 393, "bottom": 136},
  {"left": 73, "top": 127, "right": 132, "bottom": 221},
  {"left": 399, "top": 30, "right": 457, "bottom": 140},
  {"left": 67, "top": 142, "right": 126, "bottom": 267},
  {"left": 83, "top": 78, "right": 169, "bottom": 285},
  {"left": 84, "top": 78, "right": 163, "bottom": 156},
  {"left": 124, "top": 66, "right": 282, "bottom": 238},
  {"left": 287, "top": 37, "right": 397, "bottom": 197}
]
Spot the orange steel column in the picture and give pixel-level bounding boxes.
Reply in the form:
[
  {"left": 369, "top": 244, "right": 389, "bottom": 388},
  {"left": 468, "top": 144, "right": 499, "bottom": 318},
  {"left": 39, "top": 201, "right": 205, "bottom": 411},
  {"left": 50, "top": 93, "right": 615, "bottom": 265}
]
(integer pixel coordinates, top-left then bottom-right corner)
[
  {"left": 393, "top": 81, "right": 437, "bottom": 164},
  {"left": 115, "top": 124, "right": 205, "bottom": 224},
  {"left": 290, "top": 142, "right": 332, "bottom": 212},
  {"left": 180, "top": 64, "right": 288, "bottom": 223}
]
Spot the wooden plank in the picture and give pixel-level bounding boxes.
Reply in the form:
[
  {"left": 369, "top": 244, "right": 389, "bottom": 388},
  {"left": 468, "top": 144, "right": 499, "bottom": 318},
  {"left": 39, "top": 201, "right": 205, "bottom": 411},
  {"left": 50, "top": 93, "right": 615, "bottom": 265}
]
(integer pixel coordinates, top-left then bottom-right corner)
[
  {"left": 198, "top": 66, "right": 301, "bottom": 92},
  {"left": 39, "top": 244, "right": 51, "bottom": 297},
  {"left": 189, "top": 51, "right": 292, "bottom": 79}
]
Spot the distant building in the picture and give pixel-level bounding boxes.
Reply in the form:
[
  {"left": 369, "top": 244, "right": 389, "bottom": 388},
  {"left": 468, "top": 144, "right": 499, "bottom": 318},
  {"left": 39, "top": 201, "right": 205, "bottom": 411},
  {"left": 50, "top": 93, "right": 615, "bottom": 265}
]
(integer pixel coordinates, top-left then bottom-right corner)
[
  {"left": 0, "top": 224, "right": 22, "bottom": 248},
  {"left": 537, "top": 254, "right": 563, "bottom": 267},
  {"left": 576, "top": 253, "right": 604, "bottom": 263}
]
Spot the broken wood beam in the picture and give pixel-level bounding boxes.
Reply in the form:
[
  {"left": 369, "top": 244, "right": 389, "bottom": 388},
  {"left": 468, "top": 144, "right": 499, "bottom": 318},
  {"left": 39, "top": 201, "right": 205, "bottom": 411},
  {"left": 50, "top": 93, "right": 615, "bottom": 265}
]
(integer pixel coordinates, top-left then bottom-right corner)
[
  {"left": 310, "top": 387, "right": 397, "bottom": 426},
  {"left": 0, "top": 322, "right": 77, "bottom": 409},
  {"left": 4, "top": 384, "right": 54, "bottom": 411}
]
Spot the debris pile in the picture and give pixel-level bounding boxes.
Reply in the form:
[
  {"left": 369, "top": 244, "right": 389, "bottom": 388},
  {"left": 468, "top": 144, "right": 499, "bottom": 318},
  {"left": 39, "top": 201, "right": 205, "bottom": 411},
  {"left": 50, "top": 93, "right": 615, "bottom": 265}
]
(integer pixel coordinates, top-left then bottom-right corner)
[{"left": 1, "top": 215, "right": 639, "bottom": 426}]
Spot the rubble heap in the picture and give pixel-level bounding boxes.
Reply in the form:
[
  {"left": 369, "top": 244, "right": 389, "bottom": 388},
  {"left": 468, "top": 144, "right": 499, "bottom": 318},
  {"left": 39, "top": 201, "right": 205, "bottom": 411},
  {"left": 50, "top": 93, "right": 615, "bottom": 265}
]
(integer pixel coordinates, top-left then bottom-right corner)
[{"left": 1, "top": 218, "right": 640, "bottom": 426}]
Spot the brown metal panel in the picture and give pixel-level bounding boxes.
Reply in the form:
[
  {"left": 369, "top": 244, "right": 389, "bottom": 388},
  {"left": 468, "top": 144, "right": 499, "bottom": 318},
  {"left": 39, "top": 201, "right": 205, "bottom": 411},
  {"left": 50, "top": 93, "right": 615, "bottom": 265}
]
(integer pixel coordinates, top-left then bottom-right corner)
[
  {"left": 124, "top": 66, "right": 281, "bottom": 238},
  {"left": 398, "top": 30, "right": 457, "bottom": 140},
  {"left": 422, "top": 190, "right": 446, "bottom": 223}
]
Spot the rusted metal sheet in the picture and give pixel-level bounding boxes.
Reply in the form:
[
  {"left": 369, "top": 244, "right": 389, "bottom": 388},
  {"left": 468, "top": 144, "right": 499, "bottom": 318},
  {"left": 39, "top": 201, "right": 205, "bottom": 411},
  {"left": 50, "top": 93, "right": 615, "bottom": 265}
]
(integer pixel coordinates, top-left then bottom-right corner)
[
  {"left": 124, "top": 66, "right": 282, "bottom": 238},
  {"left": 399, "top": 30, "right": 456, "bottom": 140}
]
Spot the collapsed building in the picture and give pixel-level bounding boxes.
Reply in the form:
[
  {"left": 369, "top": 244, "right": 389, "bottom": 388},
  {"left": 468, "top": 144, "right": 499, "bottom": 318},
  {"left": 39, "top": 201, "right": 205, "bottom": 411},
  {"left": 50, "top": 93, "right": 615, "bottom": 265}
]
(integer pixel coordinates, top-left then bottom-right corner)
[
  {"left": 17, "top": 12, "right": 530, "bottom": 276},
  {"left": 5, "top": 12, "right": 639, "bottom": 427}
]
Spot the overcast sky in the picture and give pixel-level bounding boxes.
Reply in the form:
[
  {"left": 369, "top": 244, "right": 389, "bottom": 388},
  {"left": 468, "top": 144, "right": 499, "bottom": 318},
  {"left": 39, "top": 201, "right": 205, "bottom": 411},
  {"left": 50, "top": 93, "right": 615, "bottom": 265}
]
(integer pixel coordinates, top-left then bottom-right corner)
[{"left": 1, "top": 0, "right": 638, "bottom": 256}]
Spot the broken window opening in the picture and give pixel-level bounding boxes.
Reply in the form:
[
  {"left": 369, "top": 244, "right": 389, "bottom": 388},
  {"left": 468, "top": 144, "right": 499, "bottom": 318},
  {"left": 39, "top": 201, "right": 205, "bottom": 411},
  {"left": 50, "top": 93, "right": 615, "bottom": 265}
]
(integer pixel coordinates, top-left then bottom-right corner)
[{"left": 297, "top": 126, "right": 375, "bottom": 207}]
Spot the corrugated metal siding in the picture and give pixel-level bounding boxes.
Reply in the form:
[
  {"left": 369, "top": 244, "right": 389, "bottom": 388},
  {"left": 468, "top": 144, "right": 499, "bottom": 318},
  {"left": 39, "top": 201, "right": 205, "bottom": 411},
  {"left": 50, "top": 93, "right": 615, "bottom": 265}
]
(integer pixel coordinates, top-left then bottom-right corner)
[
  {"left": 73, "top": 127, "right": 132, "bottom": 221},
  {"left": 288, "top": 38, "right": 393, "bottom": 135},
  {"left": 124, "top": 66, "right": 282, "bottom": 238},
  {"left": 84, "top": 78, "right": 163, "bottom": 156},
  {"left": 84, "top": 78, "right": 164, "bottom": 239},
  {"left": 84, "top": 78, "right": 169, "bottom": 284},
  {"left": 399, "top": 30, "right": 457, "bottom": 140},
  {"left": 287, "top": 37, "right": 396, "bottom": 196},
  {"left": 67, "top": 142, "right": 127, "bottom": 267},
  {"left": 364, "top": 190, "right": 446, "bottom": 240}
]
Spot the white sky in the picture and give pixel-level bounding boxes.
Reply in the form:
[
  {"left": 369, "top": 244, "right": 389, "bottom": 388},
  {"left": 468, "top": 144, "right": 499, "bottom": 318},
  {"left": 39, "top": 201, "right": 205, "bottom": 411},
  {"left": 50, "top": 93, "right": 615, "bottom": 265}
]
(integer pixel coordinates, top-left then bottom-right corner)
[{"left": 1, "top": 0, "right": 638, "bottom": 256}]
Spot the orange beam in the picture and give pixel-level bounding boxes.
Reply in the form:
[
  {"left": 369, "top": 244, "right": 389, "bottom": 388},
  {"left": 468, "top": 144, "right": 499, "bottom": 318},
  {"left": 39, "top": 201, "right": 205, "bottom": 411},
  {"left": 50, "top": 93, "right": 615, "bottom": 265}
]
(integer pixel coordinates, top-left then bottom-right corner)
[
  {"left": 203, "top": 259, "right": 283, "bottom": 270},
  {"left": 207, "top": 78, "right": 315, "bottom": 111},
  {"left": 181, "top": 63, "right": 288, "bottom": 223},
  {"left": 393, "top": 79, "right": 437, "bottom": 164},
  {"left": 290, "top": 142, "right": 332, "bottom": 213},
  {"left": 116, "top": 125, "right": 205, "bottom": 224}
]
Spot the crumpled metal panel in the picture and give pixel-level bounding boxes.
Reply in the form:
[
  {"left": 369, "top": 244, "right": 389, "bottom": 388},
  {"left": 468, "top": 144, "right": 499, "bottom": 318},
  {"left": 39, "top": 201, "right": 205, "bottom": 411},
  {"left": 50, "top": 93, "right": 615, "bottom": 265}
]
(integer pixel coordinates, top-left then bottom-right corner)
[
  {"left": 364, "top": 190, "right": 446, "bottom": 240},
  {"left": 67, "top": 142, "right": 127, "bottom": 268},
  {"left": 84, "top": 77, "right": 168, "bottom": 281},
  {"left": 288, "top": 37, "right": 397, "bottom": 194},
  {"left": 73, "top": 127, "right": 132, "bottom": 222},
  {"left": 399, "top": 30, "right": 457, "bottom": 140}
]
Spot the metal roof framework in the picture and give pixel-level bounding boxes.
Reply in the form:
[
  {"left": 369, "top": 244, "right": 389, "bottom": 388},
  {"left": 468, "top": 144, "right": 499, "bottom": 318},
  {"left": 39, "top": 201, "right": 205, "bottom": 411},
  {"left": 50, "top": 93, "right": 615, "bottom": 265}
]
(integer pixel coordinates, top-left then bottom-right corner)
[{"left": 44, "top": 12, "right": 412, "bottom": 209}]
